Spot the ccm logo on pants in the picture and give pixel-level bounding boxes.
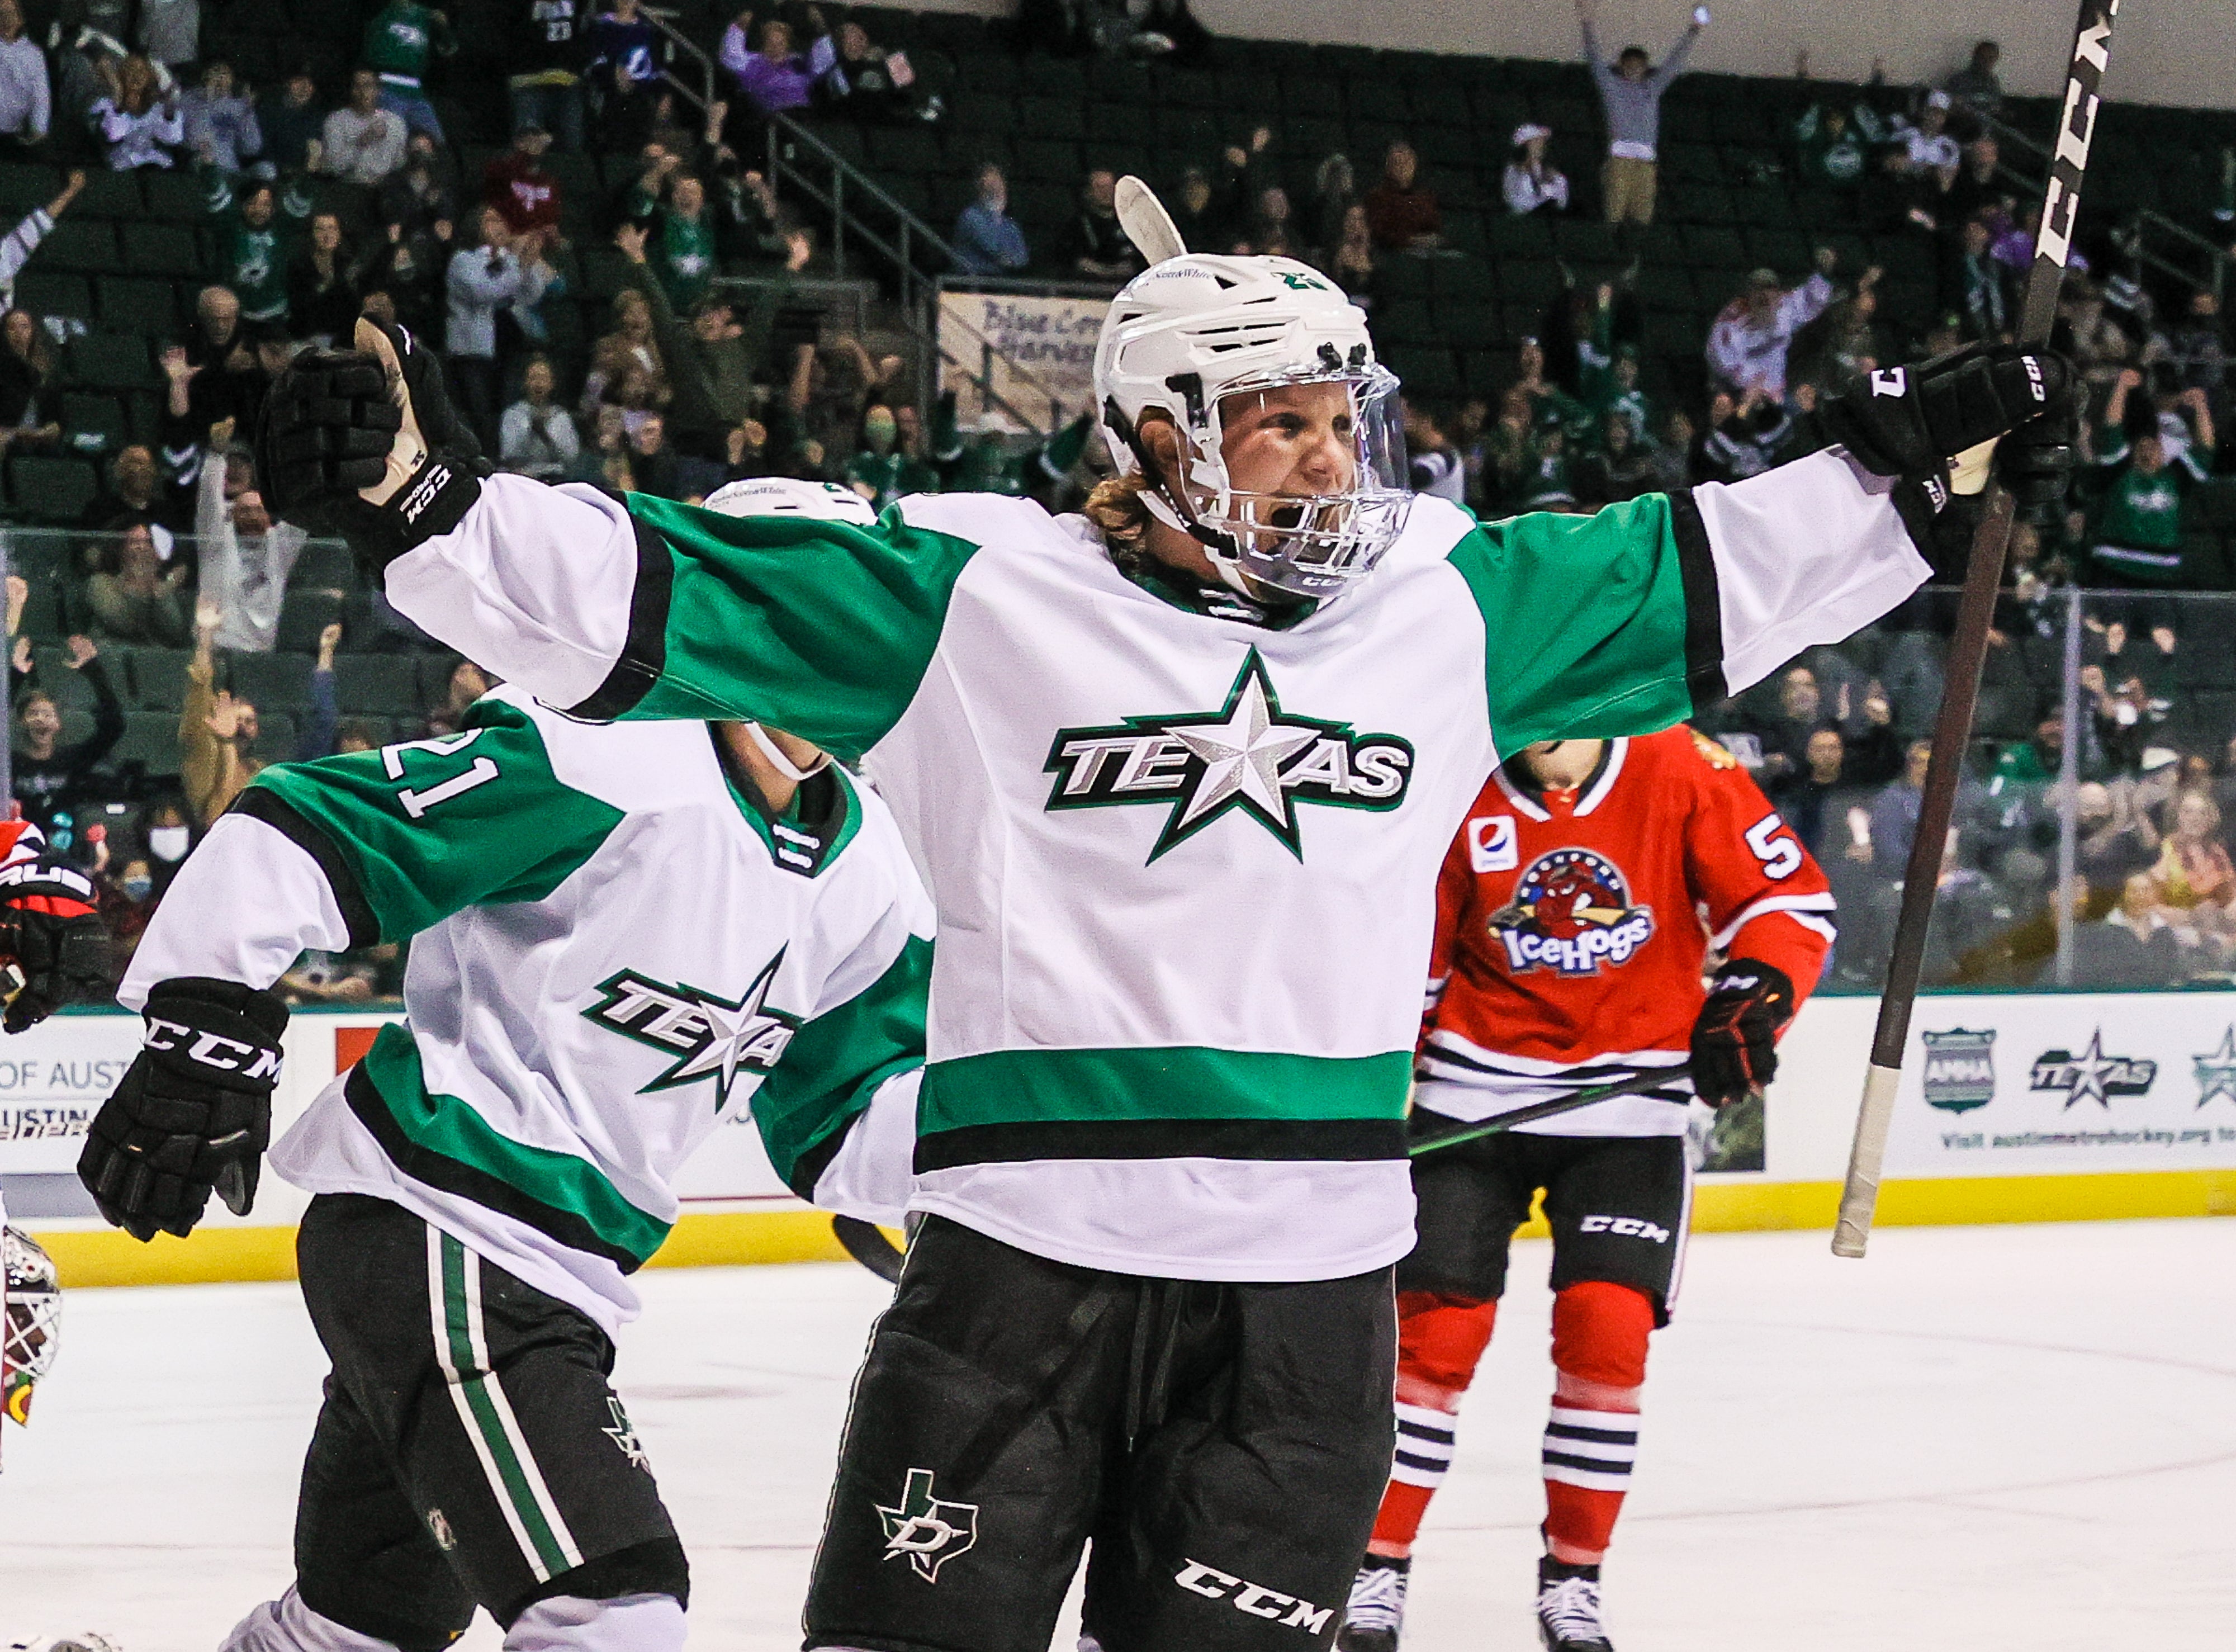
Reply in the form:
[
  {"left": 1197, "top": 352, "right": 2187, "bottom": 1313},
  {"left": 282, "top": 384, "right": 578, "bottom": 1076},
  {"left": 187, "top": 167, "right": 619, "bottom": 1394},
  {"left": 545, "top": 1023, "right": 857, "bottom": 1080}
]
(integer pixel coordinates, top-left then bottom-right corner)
[
  {"left": 1174, "top": 1560, "right": 1332, "bottom": 1635},
  {"left": 1579, "top": 1215, "right": 1671, "bottom": 1243}
]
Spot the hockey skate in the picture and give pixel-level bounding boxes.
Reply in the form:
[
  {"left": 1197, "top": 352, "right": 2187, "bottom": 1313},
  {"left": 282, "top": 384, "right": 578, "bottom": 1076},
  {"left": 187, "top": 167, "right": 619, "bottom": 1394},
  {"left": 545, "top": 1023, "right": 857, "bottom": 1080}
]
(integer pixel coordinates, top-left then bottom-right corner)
[
  {"left": 1334, "top": 1557, "right": 1408, "bottom": 1650},
  {"left": 1536, "top": 1557, "right": 1614, "bottom": 1651}
]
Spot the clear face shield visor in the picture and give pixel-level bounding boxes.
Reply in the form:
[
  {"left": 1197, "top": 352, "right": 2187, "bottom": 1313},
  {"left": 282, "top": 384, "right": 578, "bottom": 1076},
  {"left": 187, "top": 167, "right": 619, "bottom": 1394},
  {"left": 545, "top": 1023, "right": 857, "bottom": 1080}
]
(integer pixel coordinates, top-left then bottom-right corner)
[
  {"left": 3, "top": 1225, "right": 60, "bottom": 1425},
  {"left": 1155, "top": 365, "right": 1412, "bottom": 601}
]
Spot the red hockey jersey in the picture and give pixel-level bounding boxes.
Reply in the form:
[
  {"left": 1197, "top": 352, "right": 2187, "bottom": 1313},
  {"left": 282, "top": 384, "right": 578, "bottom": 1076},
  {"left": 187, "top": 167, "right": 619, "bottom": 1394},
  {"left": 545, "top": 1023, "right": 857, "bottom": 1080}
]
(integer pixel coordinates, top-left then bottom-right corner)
[{"left": 1417, "top": 726, "right": 1834, "bottom": 1137}]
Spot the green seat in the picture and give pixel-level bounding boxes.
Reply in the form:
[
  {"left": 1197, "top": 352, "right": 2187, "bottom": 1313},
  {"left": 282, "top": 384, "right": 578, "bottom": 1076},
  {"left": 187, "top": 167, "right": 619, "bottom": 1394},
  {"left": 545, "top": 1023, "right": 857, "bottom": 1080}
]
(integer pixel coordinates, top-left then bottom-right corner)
[
  {"left": 60, "top": 390, "right": 126, "bottom": 457},
  {"left": 38, "top": 218, "right": 123, "bottom": 274},
  {"left": 333, "top": 653, "right": 422, "bottom": 715},
  {"left": 276, "top": 589, "right": 346, "bottom": 653},
  {"left": 4, "top": 455, "right": 97, "bottom": 522},
  {"left": 221, "top": 649, "right": 313, "bottom": 711},
  {"left": 74, "top": 169, "right": 142, "bottom": 217},
  {"left": 65, "top": 333, "right": 156, "bottom": 391},
  {"left": 97, "top": 276, "right": 180, "bottom": 336},
  {"left": 126, "top": 646, "right": 194, "bottom": 711},
  {"left": 0, "top": 163, "right": 59, "bottom": 214},
  {"left": 15, "top": 271, "right": 92, "bottom": 323},
  {"left": 141, "top": 169, "right": 209, "bottom": 223},
  {"left": 119, "top": 221, "right": 204, "bottom": 280}
]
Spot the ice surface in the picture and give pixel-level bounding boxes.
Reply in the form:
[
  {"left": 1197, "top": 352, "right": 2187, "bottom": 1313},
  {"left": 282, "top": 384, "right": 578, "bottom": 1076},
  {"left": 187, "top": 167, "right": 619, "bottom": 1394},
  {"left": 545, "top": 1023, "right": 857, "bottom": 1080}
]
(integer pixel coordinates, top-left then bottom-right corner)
[{"left": 5, "top": 1219, "right": 2234, "bottom": 1650}]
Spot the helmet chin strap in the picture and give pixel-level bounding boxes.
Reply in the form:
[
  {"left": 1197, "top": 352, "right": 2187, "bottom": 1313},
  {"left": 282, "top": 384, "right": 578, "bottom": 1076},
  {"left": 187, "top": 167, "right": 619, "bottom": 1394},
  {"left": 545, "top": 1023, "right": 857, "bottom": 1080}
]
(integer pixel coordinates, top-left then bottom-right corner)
[
  {"left": 1105, "top": 396, "right": 1264, "bottom": 598},
  {"left": 743, "top": 722, "right": 829, "bottom": 783}
]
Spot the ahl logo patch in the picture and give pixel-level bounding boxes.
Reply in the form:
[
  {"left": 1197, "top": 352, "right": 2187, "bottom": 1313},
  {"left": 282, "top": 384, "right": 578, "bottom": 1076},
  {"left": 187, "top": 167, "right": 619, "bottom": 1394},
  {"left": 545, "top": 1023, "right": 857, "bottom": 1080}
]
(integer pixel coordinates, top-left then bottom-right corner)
[
  {"left": 1489, "top": 848, "right": 1654, "bottom": 977},
  {"left": 581, "top": 949, "right": 799, "bottom": 1110},
  {"left": 877, "top": 1468, "right": 978, "bottom": 1582},
  {"left": 2029, "top": 1029, "right": 2156, "bottom": 1109},
  {"left": 1043, "top": 649, "right": 1413, "bottom": 862}
]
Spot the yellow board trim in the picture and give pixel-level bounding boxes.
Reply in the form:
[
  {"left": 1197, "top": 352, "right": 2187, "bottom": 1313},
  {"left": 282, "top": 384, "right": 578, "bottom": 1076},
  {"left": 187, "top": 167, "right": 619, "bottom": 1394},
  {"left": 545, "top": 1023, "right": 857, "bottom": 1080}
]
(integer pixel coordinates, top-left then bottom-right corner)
[{"left": 32, "top": 1171, "right": 2236, "bottom": 1287}]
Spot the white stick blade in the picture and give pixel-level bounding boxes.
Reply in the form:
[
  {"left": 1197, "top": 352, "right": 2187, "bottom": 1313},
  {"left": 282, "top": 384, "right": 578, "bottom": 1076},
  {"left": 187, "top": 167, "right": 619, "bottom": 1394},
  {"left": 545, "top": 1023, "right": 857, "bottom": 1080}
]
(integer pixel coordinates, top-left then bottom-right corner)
[
  {"left": 1116, "top": 175, "right": 1187, "bottom": 266},
  {"left": 1831, "top": 1062, "right": 1903, "bottom": 1257}
]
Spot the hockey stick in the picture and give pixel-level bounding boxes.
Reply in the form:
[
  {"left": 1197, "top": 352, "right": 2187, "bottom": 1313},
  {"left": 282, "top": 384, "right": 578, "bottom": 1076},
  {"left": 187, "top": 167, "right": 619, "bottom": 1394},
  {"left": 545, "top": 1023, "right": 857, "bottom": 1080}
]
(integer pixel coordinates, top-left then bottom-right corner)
[
  {"left": 1832, "top": 0, "right": 2120, "bottom": 1260},
  {"left": 1408, "top": 1065, "right": 1695, "bottom": 1156},
  {"left": 831, "top": 1215, "right": 905, "bottom": 1284}
]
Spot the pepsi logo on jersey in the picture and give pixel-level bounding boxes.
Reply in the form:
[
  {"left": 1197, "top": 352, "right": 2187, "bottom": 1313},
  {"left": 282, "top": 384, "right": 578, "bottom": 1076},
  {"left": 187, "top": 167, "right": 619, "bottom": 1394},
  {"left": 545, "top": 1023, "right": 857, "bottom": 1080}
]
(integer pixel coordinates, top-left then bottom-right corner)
[{"left": 1486, "top": 848, "right": 1656, "bottom": 977}]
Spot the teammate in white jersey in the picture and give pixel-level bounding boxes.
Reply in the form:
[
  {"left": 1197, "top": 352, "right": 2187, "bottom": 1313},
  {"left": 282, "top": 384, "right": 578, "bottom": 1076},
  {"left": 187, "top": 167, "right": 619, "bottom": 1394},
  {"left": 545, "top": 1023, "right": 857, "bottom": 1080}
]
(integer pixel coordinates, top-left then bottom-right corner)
[
  {"left": 74, "top": 481, "right": 933, "bottom": 1652},
  {"left": 249, "top": 182, "right": 2073, "bottom": 1651}
]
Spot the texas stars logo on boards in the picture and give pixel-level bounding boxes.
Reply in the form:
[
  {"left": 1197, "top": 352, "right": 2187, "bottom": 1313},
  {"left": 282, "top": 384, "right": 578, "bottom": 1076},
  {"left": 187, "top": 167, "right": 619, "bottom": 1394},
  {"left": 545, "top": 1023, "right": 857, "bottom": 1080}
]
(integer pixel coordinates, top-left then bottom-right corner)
[
  {"left": 581, "top": 950, "right": 799, "bottom": 1109},
  {"left": 1487, "top": 848, "right": 1655, "bottom": 977},
  {"left": 2029, "top": 1029, "right": 2156, "bottom": 1109},
  {"left": 1042, "top": 649, "right": 1413, "bottom": 861}
]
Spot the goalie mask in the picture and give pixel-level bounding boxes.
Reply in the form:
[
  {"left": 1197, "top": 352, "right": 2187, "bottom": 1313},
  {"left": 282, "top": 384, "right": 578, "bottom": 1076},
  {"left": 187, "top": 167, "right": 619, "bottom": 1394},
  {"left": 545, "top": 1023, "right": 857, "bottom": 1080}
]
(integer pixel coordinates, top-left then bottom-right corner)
[
  {"left": 3, "top": 1224, "right": 60, "bottom": 1426},
  {"left": 1095, "top": 250, "right": 1410, "bottom": 601}
]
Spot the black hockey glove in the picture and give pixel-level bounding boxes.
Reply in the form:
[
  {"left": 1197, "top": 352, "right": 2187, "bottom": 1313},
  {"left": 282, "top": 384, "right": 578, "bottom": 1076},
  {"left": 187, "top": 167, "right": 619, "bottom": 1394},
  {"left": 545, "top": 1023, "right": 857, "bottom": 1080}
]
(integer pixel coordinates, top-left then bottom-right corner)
[
  {"left": 1818, "top": 344, "right": 2074, "bottom": 508},
  {"left": 255, "top": 318, "right": 489, "bottom": 572},
  {"left": 1688, "top": 959, "right": 1797, "bottom": 1109},
  {"left": 0, "top": 859, "right": 115, "bottom": 1034},
  {"left": 77, "top": 978, "right": 287, "bottom": 1242}
]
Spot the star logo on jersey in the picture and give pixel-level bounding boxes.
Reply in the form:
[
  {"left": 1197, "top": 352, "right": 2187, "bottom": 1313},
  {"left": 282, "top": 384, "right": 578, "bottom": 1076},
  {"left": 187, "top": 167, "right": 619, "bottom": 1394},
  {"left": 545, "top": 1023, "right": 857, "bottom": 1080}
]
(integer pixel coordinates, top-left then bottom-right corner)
[
  {"left": 2029, "top": 1029, "right": 2157, "bottom": 1109},
  {"left": 1487, "top": 847, "right": 1656, "bottom": 977},
  {"left": 602, "top": 1396, "right": 651, "bottom": 1471},
  {"left": 2193, "top": 1027, "right": 2236, "bottom": 1109},
  {"left": 581, "top": 950, "right": 800, "bottom": 1111},
  {"left": 1042, "top": 649, "right": 1414, "bottom": 861},
  {"left": 876, "top": 1468, "right": 979, "bottom": 1582}
]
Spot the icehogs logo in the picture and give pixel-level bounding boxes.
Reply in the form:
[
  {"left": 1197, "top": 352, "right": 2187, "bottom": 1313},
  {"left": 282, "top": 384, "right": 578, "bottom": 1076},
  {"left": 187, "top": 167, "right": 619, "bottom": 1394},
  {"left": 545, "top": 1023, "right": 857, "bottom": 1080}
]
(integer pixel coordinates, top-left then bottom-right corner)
[{"left": 1489, "top": 848, "right": 1655, "bottom": 977}]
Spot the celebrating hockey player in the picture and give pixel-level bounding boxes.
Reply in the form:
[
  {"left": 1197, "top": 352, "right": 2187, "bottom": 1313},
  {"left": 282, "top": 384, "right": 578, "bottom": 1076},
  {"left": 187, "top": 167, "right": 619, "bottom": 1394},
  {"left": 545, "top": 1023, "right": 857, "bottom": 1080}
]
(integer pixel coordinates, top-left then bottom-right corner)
[
  {"left": 245, "top": 172, "right": 2071, "bottom": 1652},
  {"left": 1334, "top": 727, "right": 1833, "bottom": 1652},
  {"left": 73, "top": 479, "right": 932, "bottom": 1652}
]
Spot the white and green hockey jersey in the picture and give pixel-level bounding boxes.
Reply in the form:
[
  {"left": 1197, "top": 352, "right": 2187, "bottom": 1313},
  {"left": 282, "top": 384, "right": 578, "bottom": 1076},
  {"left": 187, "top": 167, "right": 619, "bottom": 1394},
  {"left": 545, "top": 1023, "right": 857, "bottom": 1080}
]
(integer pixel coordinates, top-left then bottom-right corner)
[
  {"left": 119, "top": 687, "right": 934, "bottom": 1335},
  {"left": 377, "top": 453, "right": 1930, "bottom": 1282}
]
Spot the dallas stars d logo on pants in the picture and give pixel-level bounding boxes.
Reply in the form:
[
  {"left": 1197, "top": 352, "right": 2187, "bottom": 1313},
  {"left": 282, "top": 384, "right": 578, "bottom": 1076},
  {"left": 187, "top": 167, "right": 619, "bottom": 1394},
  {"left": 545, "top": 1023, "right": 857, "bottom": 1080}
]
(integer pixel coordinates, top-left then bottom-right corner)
[{"left": 875, "top": 1468, "right": 979, "bottom": 1582}]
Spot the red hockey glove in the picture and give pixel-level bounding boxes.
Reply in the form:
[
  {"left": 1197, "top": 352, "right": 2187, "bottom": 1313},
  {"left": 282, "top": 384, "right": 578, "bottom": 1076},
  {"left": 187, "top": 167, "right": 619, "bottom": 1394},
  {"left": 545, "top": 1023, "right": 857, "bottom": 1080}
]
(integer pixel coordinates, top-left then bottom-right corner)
[
  {"left": 1688, "top": 958, "right": 1797, "bottom": 1108},
  {"left": 0, "top": 859, "right": 116, "bottom": 1033}
]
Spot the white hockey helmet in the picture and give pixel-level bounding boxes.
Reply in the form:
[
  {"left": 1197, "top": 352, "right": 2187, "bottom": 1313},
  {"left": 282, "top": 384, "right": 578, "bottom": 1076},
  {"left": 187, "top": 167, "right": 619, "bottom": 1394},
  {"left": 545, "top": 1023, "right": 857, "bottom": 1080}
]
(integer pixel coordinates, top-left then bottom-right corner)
[
  {"left": 698, "top": 476, "right": 873, "bottom": 778},
  {"left": 1093, "top": 211, "right": 1409, "bottom": 600},
  {"left": 702, "top": 475, "right": 879, "bottom": 526}
]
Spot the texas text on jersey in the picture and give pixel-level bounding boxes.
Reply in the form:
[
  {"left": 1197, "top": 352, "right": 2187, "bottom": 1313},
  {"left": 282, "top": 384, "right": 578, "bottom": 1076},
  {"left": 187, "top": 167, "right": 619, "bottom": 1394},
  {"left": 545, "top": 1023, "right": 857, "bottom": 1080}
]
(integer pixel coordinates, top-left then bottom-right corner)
[{"left": 1417, "top": 725, "right": 1836, "bottom": 1137}]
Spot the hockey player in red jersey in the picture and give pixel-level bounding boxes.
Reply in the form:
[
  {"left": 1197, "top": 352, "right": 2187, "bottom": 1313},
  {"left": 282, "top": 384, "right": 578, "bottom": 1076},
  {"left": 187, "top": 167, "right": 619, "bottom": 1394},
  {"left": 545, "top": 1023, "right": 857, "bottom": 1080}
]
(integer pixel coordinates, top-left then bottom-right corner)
[{"left": 1337, "top": 725, "right": 1833, "bottom": 1652}]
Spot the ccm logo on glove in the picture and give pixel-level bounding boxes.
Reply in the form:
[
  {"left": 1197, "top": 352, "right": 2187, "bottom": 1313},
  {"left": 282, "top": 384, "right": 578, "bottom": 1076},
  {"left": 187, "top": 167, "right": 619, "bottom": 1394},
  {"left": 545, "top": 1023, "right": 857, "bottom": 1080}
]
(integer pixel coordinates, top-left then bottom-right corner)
[{"left": 143, "top": 1016, "right": 285, "bottom": 1079}]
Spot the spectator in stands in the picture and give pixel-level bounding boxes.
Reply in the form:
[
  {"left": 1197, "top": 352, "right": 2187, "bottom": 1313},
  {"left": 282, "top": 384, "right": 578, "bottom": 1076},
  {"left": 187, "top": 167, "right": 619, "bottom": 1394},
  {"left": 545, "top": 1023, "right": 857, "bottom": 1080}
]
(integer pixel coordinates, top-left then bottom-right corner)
[
  {"left": 2060, "top": 870, "right": 2186, "bottom": 987},
  {"left": 0, "top": 306, "right": 58, "bottom": 452},
  {"left": 1503, "top": 124, "right": 1569, "bottom": 216},
  {"left": 1308, "top": 154, "right": 1354, "bottom": 262},
  {"left": 486, "top": 120, "right": 563, "bottom": 243},
  {"left": 1944, "top": 39, "right": 2003, "bottom": 124},
  {"left": 511, "top": 0, "right": 586, "bottom": 153},
  {"left": 1237, "top": 186, "right": 1297, "bottom": 259},
  {"left": 259, "top": 68, "right": 322, "bottom": 179},
  {"left": 219, "top": 182, "right": 290, "bottom": 327},
  {"left": 1167, "top": 166, "right": 1223, "bottom": 258},
  {"left": 97, "top": 853, "right": 159, "bottom": 964},
  {"left": 2171, "top": 290, "right": 2228, "bottom": 421},
  {"left": 843, "top": 401, "right": 936, "bottom": 510},
  {"left": 0, "top": 0, "right": 49, "bottom": 152},
  {"left": 180, "top": 598, "right": 263, "bottom": 825},
  {"left": 2071, "top": 781, "right": 2158, "bottom": 887},
  {"left": 1695, "top": 389, "right": 1789, "bottom": 483},
  {"left": 1586, "top": 342, "right": 1653, "bottom": 441},
  {"left": 323, "top": 69, "right": 409, "bottom": 188},
  {"left": 588, "top": 0, "right": 661, "bottom": 145},
  {"left": 1878, "top": 89, "right": 1962, "bottom": 230},
  {"left": 1770, "top": 726, "right": 1877, "bottom": 865},
  {"left": 1574, "top": 410, "right": 1656, "bottom": 506},
  {"left": 362, "top": 0, "right": 457, "bottom": 141},
  {"left": 181, "top": 58, "right": 263, "bottom": 177},
  {"left": 287, "top": 212, "right": 359, "bottom": 345},
  {"left": 951, "top": 162, "right": 1029, "bottom": 277},
  {"left": 1793, "top": 100, "right": 1870, "bottom": 192},
  {"left": 788, "top": 332, "right": 891, "bottom": 478},
  {"left": 1941, "top": 136, "right": 2008, "bottom": 230},
  {"left": 1362, "top": 140, "right": 1440, "bottom": 252},
  {"left": 85, "top": 443, "right": 183, "bottom": 542},
  {"left": 613, "top": 223, "right": 757, "bottom": 450},
  {"left": 813, "top": 17, "right": 930, "bottom": 125},
  {"left": 2147, "top": 789, "right": 2236, "bottom": 937},
  {"left": 1328, "top": 202, "right": 1375, "bottom": 304},
  {"left": 1577, "top": 0, "right": 1702, "bottom": 227},
  {"left": 581, "top": 285, "right": 667, "bottom": 416},
  {"left": 448, "top": 203, "right": 549, "bottom": 451},
  {"left": 1404, "top": 404, "right": 1465, "bottom": 502},
  {"left": 10, "top": 635, "right": 124, "bottom": 832},
  {"left": 171, "top": 292, "right": 257, "bottom": 439},
  {"left": 1069, "top": 169, "right": 1141, "bottom": 282},
  {"left": 197, "top": 446, "right": 303, "bottom": 652},
  {"left": 642, "top": 172, "right": 717, "bottom": 311},
  {"left": 86, "top": 521, "right": 190, "bottom": 645},
  {"left": 1139, "top": 0, "right": 1212, "bottom": 63},
  {"left": 91, "top": 53, "right": 182, "bottom": 169},
  {"left": 381, "top": 129, "right": 458, "bottom": 242},
  {"left": 2088, "top": 367, "right": 2216, "bottom": 588},
  {"left": 1944, "top": 214, "right": 2010, "bottom": 342},
  {"left": 500, "top": 353, "right": 580, "bottom": 479},
  {"left": 1706, "top": 252, "right": 1856, "bottom": 400},
  {"left": 719, "top": 10, "right": 809, "bottom": 119},
  {"left": 290, "top": 622, "right": 346, "bottom": 761}
]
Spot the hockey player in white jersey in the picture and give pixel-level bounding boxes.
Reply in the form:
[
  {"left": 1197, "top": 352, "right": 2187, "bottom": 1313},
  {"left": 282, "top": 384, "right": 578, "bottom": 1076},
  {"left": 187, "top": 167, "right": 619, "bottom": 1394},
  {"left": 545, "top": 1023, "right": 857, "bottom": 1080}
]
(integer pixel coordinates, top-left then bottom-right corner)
[
  {"left": 250, "top": 179, "right": 2073, "bottom": 1652},
  {"left": 73, "top": 479, "right": 932, "bottom": 1652}
]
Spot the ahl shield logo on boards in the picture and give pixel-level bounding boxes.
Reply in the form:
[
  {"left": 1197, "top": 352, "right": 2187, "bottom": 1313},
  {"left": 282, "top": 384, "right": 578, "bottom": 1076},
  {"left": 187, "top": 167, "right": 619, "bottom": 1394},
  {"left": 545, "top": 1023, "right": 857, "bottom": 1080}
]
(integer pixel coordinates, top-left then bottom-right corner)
[
  {"left": 1488, "top": 848, "right": 1654, "bottom": 977},
  {"left": 1921, "top": 1029, "right": 1997, "bottom": 1114},
  {"left": 2029, "top": 1029, "right": 2156, "bottom": 1109},
  {"left": 580, "top": 949, "right": 800, "bottom": 1110},
  {"left": 1042, "top": 649, "right": 1413, "bottom": 863},
  {"left": 877, "top": 1468, "right": 979, "bottom": 1582}
]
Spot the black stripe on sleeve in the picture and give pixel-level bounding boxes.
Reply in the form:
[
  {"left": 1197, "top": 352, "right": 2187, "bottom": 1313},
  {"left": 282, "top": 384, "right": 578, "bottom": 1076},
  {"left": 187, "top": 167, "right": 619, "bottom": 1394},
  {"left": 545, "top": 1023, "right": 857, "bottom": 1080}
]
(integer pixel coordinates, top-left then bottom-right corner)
[
  {"left": 1665, "top": 487, "right": 1728, "bottom": 711},
  {"left": 562, "top": 512, "right": 675, "bottom": 723},
  {"left": 343, "top": 1064, "right": 646, "bottom": 1273},
  {"left": 227, "top": 787, "right": 381, "bottom": 950},
  {"left": 913, "top": 1117, "right": 1407, "bottom": 1174},
  {"left": 785, "top": 1114, "right": 854, "bottom": 1203}
]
